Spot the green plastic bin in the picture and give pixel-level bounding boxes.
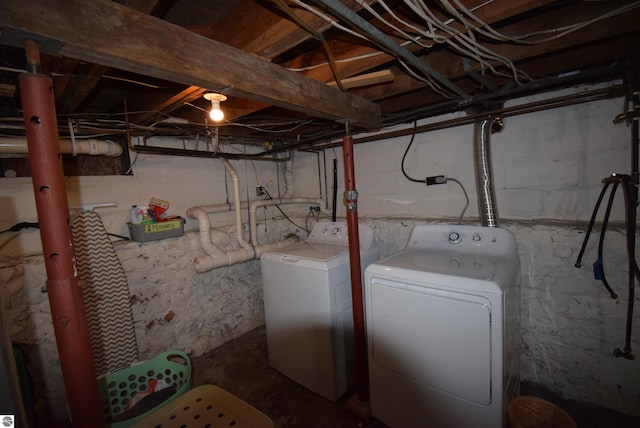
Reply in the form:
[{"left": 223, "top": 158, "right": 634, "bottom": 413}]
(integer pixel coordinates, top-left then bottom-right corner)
[{"left": 98, "top": 349, "right": 191, "bottom": 428}]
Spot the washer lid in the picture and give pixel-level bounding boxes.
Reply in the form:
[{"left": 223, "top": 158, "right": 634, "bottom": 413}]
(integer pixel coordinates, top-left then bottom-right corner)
[{"left": 269, "top": 241, "right": 348, "bottom": 261}]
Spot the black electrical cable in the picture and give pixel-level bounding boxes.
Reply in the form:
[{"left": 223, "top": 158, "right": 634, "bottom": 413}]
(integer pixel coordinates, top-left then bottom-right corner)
[
  {"left": 401, "top": 121, "right": 469, "bottom": 222},
  {"left": 0, "top": 222, "right": 40, "bottom": 234},
  {"left": 596, "top": 179, "right": 620, "bottom": 299},
  {"left": 617, "top": 174, "right": 637, "bottom": 359},
  {"left": 575, "top": 181, "right": 611, "bottom": 268},
  {"left": 332, "top": 158, "right": 338, "bottom": 222},
  {"left": 576, "top": 172, "right": 639, "bottom": 359},
  {"left": 401, "top": 121, "right": 423, "bottom": 183},
  {"left": 619, "top": 174, "right": 640, "bottom": 280},
  {"left": 263, "top": 188, "right": 309, "bottom": 232}
]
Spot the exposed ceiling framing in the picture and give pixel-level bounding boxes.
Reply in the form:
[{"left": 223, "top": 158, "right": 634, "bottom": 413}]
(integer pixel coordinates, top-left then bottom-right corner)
[{"left": 0, "top": 0, "right": 639, "bottom": 153}]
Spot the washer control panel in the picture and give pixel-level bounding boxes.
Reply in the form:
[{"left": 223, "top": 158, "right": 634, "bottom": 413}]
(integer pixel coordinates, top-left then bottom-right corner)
[
  {"left": 308, "top": 222, "right": 350, "bottom": 244},
  {"left": 407, "top": 225, "right": 515, "bottom": 258},
  {"left": 448, "top": 230, "right": 490, "bottom": 246}
]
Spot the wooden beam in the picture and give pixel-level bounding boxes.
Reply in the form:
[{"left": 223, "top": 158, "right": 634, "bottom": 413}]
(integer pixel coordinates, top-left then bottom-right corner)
[
  {"left": 327, "top": 69, "right": 394, "bottom": 89},
  {"left": 113, "top": 0, "right": 164, "bottom": 15},
  {"left": 0, "top": 83, "right": 15, "bottom": 97},
  {"left": 129, "top": 86, "right": 209, "bottom": 124},
  {"left": 187, "top": 0, "right": 369, "bottom": 59},
  {"left": 0, "top": 0, "right": 380, "bottom": 128},
  {"left": 57, "top": 63, "right": 110, "bottom": 114}
]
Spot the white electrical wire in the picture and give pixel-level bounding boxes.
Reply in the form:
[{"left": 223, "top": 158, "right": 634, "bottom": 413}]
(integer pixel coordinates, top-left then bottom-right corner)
[
  {"left": 355, "top": 0, "right": 433, "bottom": 49},
  {"left": 406, "top": 0, "right": 529, "bottom": 85},
  {"left": 397, "top": 59, "right": 458, "bottom": 99},
  {"left": 448, "top": 0, "right": 640, "bottom": 45},
  {"left": 290, "top": 0, "right": 636, "bottom": 92},
  {"left": 286, "top": 49, "right": 387, "bottom": 71},
  {"left": 289, "top": 0, "right": 371, "bottom": 42}
]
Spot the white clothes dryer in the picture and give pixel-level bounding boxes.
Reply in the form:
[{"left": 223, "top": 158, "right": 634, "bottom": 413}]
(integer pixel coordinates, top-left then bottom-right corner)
[
  {"left": 364, "top": 224, "right": 520, "bottom": 428},
  {"left": 260, "top": 221, "right": 378, "bottom": 401}
]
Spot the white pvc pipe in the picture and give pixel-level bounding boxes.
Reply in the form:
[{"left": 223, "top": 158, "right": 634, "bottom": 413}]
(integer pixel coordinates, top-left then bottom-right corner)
[
  {"left": 221, "top": 159, "right": 253, "bottom": 250},
  {"left": 189, "top": 207, "right": 225, "bottom": 257},
  {"left": 283, "top": 157, "right": 295, "bottom": 198},
  {"left": 0, "top": 137, "right": 123, "bottom": 157},
  {"left": 194, "top": 247, "right": 256, "bottom": 273},
  {"left": 187, "top": 157, "right": 331, "bottom": 273},
  {"left": 193, "top": 236, "right": 300, "bottom": 273},
  {"left": 192, "top": 197, "right": 313, "bottom": 273},
  {"left": 186, "top": 201, "right": 252, "bottom": 218},
  {"left": 190, "top": 197, "right": 316, "bottom": 273}
]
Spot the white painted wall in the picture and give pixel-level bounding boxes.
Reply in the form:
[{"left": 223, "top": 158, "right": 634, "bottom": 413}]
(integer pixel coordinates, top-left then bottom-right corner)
[{"left": 1, "top": 83, "right": 639, "bottom": 422}]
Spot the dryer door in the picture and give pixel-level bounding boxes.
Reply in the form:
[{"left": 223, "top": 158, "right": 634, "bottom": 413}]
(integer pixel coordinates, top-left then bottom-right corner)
[{"left": 368, "top": 278, "right": 492, "bottom": 405}]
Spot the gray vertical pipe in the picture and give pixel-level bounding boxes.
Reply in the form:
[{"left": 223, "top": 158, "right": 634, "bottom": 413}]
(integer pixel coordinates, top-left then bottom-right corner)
[{"left": 474, "top": 118, "right": 500, "bottom": 227}]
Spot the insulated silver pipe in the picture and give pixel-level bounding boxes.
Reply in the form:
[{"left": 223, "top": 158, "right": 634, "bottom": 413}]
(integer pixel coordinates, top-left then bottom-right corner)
[{"left": 473, "top": 118, "right": 500, "bottom": 227}]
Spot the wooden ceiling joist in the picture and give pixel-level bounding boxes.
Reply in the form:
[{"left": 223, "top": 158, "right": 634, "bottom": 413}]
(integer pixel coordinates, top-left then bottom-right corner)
[{"left": 0, "top": 0, "right": 380, "bottom": 129}]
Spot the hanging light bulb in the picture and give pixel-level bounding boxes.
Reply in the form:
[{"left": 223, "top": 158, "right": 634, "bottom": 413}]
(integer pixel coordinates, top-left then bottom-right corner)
[{"left": 203, "top": 93, "right": 227, "bottom": 122}]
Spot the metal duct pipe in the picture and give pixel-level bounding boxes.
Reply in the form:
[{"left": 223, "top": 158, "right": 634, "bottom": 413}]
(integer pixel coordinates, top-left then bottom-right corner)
[{"left": 473, "top": 118, "right": 500, "bottom": 227}]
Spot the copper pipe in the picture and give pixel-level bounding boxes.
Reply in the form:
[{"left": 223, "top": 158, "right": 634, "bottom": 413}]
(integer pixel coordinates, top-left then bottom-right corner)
[
  {"left": 19, "top": 40, "right": 105, "bottom": 427},
  {"left": 342, "top": 129, "right": 369, "bottom": 401}
]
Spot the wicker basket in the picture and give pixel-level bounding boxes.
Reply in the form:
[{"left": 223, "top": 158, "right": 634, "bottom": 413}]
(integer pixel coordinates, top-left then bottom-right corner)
[
  {"left": 127, "top": 218, "right": 184, "bottom": 242},
  {"left": 508, "top": 396, "right": 577, "bottom": 428}
]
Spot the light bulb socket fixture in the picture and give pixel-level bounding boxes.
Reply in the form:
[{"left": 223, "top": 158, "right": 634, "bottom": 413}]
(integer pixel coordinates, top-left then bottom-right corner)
[
  {"left": 204, "top": 92, "right": 227, "bottom": 122},
  {"left": 203, "top": 93, "right": 227, "bottom": 103}
]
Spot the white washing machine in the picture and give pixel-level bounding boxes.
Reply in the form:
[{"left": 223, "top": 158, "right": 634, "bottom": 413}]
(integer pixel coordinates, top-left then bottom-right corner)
[
  {"left": 364, "top": 224, "right": 520, "bottom": 428},
  {"left": 260, "top": 221, "right": 378, "bottom": 401}
]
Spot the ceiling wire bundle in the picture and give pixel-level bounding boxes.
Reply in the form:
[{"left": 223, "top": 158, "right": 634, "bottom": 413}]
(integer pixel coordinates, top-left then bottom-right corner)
[
  {"left": 291, "top": 0, "right": 640, "bottom": 97},
  {"left": 401, "top": 121, "right": 469, "bottom": 223}
]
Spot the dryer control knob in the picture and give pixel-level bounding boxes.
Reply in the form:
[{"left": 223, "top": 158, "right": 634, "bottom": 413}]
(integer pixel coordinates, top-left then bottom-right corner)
[
  {"left": 472, "top": 234, "right": 482, "bottom": 243},
  {"left": 448, "top": 231, "right": 461, "bottom": 244},
  {"left": 332, "top": 227, "right": 341, "bottom": 237}
]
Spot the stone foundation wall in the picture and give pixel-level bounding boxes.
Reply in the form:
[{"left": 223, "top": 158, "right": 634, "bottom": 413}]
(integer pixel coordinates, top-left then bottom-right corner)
[{"left": 3, "top": 217, "right": 637, "bottom": 424}]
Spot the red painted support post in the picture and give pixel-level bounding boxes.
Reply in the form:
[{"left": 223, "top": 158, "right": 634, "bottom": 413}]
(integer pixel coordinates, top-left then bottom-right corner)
[
  {"left": 342, "top": 126, "right": 369, "bottom": 401},
  {"left": 19, "top": 40, "right": 105, "bottom": 427}
]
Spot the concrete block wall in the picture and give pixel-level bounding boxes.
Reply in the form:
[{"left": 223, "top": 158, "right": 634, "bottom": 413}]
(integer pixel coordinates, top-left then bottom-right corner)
[{"left": 1, "top": 83, "right": 639, "bottom": 422}]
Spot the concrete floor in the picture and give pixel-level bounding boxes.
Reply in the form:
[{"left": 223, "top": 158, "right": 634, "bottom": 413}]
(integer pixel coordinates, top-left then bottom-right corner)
[
  {"left": 190, "top": 324, "right": 640, "bottom": 428},
  {"left": 190, "top": 325, "right": 388, "bottom": 428}
]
